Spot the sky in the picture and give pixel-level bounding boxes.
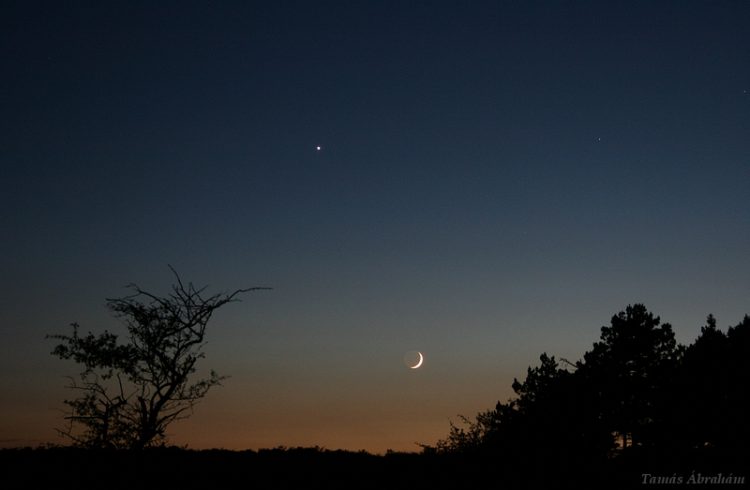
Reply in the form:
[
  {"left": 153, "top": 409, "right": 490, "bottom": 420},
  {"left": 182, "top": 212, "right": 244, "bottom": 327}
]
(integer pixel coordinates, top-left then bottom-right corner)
[{"left": 1, "top": 1, "right": 748, "bottom": 453}]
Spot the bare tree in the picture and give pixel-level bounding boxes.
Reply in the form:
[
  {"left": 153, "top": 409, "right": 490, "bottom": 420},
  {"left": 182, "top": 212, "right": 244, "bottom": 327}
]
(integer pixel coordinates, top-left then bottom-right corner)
[{"left": 48, "top": 267, "right": 268, "bottom": 449}]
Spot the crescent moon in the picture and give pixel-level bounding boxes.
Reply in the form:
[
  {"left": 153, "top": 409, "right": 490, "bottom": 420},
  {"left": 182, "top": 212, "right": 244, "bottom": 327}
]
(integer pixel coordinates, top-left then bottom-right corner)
[{"left": 410, "top": 351, "right": 424, "bottom": 369}]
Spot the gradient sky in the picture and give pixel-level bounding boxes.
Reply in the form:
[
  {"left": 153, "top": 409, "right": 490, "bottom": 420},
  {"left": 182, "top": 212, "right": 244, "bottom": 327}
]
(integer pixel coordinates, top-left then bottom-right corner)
[{"left": 1, "top": 1, "right": 748, "bottom": 453}]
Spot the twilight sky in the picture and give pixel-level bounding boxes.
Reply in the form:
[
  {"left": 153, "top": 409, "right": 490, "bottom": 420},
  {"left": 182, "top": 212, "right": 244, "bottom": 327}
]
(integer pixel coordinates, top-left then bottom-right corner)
[{"left": 1, "top": 1, "right": 748, "bottom": 453}]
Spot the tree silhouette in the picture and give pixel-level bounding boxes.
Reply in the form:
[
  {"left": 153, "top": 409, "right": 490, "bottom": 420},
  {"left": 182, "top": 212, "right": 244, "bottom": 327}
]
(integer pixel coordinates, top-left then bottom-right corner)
[
  {"left": 48, "top": 268, "right": 267, "bottom": 449},
  {"left": 723, "top": 315, "right": 750, "bottom": 450},
  {"left": 676, "top": 314, "right": 750, "bottom": 451},
  {"left": 578, "top": 304, "right": 679, "bottom": 449},
  {"left": 423, "top": 303, "right": 750, "bottom": 487},
  {"left": 432, "top": 306, "right": 674, "bottom": 453},
  {"left": 670, "top": 315, "right": 728, "bottom": 449}
]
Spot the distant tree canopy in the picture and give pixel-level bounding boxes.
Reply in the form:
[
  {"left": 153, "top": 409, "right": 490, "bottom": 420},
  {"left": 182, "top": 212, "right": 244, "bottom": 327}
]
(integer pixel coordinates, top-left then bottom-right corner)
[
  {"left": 431, "top": 304, "right": 750, "bottom": 468},
  {"left": 48, "top": 269, "right": 267, "bottom": 449}
]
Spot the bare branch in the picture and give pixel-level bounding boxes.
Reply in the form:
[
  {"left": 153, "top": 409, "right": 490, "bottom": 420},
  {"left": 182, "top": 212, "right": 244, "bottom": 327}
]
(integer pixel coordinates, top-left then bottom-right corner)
[{"left": 560, "top": 357, "right": 578, "bottom": 370}]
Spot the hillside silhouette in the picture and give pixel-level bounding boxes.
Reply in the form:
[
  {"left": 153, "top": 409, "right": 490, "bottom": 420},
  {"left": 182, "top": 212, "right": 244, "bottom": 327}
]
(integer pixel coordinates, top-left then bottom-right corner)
[{"left": 2, "top": 304, "right": 748, "bottom": 489}]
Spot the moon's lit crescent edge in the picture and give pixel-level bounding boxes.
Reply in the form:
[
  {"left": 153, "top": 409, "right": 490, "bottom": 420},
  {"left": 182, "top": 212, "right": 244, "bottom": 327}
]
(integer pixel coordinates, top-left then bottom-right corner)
[{"left": 410, "top": 351, "right": 424, "bottom": 369}]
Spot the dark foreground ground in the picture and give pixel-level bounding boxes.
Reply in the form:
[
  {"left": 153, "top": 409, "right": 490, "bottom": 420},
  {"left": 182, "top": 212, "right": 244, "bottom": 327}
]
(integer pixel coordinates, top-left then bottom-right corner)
[{"left": 1, "top": 446, "right": 747, "bottom": 489}]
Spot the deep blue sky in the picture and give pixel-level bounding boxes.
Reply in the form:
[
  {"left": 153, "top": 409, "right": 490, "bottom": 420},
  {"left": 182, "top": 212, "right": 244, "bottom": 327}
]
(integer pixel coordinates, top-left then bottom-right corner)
[{"left": 1, "top": 1, "right": 748, "bottom": 452}]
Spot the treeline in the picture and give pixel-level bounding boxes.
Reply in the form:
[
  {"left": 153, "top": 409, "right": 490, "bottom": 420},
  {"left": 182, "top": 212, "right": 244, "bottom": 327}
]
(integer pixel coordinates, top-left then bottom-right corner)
[
  {"left": 426, "top": 304, "right": 749, "bottom": 483},
  {"left": 6, "top": 304, "right": 746, "bottom": 489}
]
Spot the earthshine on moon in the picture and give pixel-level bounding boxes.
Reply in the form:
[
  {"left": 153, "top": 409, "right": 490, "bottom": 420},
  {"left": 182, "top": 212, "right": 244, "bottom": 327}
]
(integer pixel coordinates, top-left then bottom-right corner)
[{"left": 404, "top": 351, "right": 424, "bottom": 369}]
